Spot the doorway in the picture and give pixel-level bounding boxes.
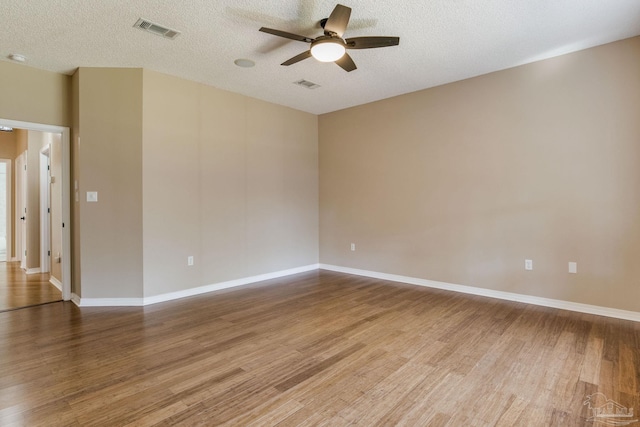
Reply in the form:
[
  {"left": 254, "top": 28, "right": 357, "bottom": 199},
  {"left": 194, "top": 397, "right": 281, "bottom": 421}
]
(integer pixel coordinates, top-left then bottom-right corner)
[{"left": 0, "top": 119, "right": 71, "bottom": 308}]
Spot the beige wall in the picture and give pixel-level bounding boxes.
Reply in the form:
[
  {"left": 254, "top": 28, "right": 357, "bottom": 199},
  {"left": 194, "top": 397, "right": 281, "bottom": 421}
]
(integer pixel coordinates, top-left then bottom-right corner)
[
  {"left": 142, "top": 70, "right": 319, "bottom": 297},
  {"left": 71, "top": 71, "right": 81, "bottom": 295},
  {"left": 2, "top": 64, "right": 317, "bottom": 300},
  {"left": 15, "top": 129, "right": 27, "bottom": 155},
  {"left": 0, "top": 131, "right": 17, "bottom": 159},
  {"left": 0, "top": 131, "right": 16, "bottom": 259},
  {"left": 0, "top": 61, "right": 71, "bottom": 127},
  {"left": 319, "top": 37, "right": 640, "bottom": 312},
  {"left": 75, "top": 68, "right": 144, "bottom": 298}
]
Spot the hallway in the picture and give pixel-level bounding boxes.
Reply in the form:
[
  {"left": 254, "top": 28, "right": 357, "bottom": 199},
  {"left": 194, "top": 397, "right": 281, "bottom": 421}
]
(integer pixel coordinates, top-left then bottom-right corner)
[{"left": 0, "top": 261, "right": 61, "bottom": 311}]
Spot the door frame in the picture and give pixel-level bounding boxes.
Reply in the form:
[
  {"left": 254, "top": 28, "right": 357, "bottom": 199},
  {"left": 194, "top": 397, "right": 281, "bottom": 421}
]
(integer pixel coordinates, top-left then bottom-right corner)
[{"left": 0, "top": 119, "right": 71, "bottom": 301}]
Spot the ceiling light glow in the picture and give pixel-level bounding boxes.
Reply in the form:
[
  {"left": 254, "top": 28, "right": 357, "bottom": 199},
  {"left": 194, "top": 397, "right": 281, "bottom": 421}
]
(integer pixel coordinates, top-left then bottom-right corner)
[{"left": 311, "top": 39, "right": 346, "bottom": 62}]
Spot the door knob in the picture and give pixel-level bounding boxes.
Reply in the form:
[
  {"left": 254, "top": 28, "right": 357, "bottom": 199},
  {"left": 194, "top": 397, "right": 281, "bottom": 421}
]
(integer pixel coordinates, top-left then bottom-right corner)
[{"left": 20, "top": 216, "right": 25, "bottom": 220}]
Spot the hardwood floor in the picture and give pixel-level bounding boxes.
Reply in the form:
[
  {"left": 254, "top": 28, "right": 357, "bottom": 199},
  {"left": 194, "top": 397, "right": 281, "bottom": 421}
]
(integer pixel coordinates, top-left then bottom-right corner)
[
  {"left": 0, "top": 261, "right": 61, "bottom": 312},
  {"left": 0, "top": 270, "right": 638, "bottom": 426}
]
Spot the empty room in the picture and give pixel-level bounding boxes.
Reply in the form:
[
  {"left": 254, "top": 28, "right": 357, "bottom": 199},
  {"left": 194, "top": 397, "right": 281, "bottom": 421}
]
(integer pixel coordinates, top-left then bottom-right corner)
[{"left": 1, "top": 1, "right": 639, "bottom": 425}]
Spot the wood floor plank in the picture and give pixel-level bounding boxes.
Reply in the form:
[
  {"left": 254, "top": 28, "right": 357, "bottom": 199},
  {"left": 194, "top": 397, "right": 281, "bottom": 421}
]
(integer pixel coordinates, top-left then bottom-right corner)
[
  {"left": 0, "top": 261, "right": 61, "bottom": 311},
  {"left": 0, "top": 269, "right": 638, "bottom": 425}
]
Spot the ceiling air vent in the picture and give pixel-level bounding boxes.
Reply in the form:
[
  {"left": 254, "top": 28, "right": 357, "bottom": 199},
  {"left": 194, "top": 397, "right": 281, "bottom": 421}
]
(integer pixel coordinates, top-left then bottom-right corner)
[
  {"left": 133, "top": 18, "right": 181, "bottom": 40},
  {"left": 293, "top": 79, "right": 320, "bottom": 90}
]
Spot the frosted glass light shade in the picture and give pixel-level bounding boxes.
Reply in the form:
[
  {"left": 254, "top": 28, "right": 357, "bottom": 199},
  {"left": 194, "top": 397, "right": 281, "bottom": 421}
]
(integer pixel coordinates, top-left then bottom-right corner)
[{"left": 311, "top": 40, "right": 346, "bottom": 62}]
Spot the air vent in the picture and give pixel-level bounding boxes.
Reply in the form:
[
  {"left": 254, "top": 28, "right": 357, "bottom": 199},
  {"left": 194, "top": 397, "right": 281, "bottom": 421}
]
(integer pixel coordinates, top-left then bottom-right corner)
[
  {"left": 133, "top": 18, "right": 181, "bottom": 40},
  {"left": 293, "top": 79, "right": 320, "bottom": 89}
]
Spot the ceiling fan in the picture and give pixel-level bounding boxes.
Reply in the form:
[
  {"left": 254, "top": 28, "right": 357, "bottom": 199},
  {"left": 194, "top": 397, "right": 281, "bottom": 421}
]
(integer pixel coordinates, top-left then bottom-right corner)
[{"left": 259, "top": 4, "right": 399, "bottom": 72}]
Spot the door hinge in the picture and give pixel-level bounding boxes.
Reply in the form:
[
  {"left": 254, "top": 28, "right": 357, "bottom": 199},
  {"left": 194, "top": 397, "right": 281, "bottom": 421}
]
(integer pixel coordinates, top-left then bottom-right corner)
[
  {"left": 48, "top": 208, "right": 50, "bottom": 213},
  {"left": 48, "top": 250, "right": 51, "bottom": 256}
]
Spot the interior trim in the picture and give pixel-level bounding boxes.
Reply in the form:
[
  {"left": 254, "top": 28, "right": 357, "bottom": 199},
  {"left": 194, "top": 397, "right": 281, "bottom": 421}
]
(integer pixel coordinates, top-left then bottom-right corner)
[
  {"left": 73, "top": 264, "right": 321, "bottom": 307},
  {"left": 320, "top": 264, "right": 640, "bottom": 322},
  {"left": 70, "top": 262, "right": 640, "bottom": 322},
  {"left": 49, "top": 276, "right": 63, "bottom": 291}
]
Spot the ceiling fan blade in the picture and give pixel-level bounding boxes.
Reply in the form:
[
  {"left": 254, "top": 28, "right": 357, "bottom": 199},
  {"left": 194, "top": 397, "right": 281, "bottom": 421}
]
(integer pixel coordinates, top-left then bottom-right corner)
[
  {"left": 335, "top": 53, "right": 357, "bottom": 72},
  {"left": 345, "top": 36, "right": 400, "bottom": 49},
  {"left": 259, "top": 27, "right": 314, "bottom": 43},
  {"left": 282, "top": 50, "right": 312, "bottom": 66},
  {"left": 324, "top": 4, "right": 351, "bottom": 37}
]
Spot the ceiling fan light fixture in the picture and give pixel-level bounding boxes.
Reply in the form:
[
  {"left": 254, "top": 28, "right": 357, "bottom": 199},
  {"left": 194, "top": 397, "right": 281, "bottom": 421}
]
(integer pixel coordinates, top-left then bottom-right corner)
[{"left": 311, "top": 39, "right": 346, "bottom": 62}]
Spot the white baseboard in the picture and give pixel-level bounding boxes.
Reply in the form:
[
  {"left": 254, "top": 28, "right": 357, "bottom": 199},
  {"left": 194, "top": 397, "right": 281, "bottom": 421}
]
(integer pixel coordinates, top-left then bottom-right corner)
[
  {"left": 26, "top": 267, "right": 41, "bottom": 275},
  {"left": 143, "top": 263, "right": 320, "bottom": 306},
  {"left": 77, "top": 297, "right": 144, "bottom": 307},
  {"left": 71, "top": 293, "right": 81, "bottom": 306},
  {"left": 49, "top": 276, "right": 63, "bottom": 291},
  {"left": 74, "top": 264, "right": 320, "bottom": 307},
  {"left": 319, "top": 264, "right": 640, "bottom": 323}
]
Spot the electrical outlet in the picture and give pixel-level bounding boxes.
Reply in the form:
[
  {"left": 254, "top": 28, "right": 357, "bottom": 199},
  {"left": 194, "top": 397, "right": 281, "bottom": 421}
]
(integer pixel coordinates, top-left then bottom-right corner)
[
  {"left": 187, "top": 256, "right": 194, "bottom": 266},
  {"left": 525, "top": 259, "right": 533, "bottom": 270},
  {"left": 350, "top": 243, "right": 356, "bottom": 251},
  {"left": 568, "top": 262, "right": 577, "bottom": 274}
]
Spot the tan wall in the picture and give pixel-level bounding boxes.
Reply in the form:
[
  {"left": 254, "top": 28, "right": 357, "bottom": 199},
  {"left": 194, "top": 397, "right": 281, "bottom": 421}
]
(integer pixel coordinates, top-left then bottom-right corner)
[
  {"left": 142, "top": 70, "right": 318, "bottom": 297},
  {"left": 0, "top": 131, "right": 17, "bottom": 159},
  {"left": 15, "top": 129, "right": 27, "bottom": 155},
  {"left": 0, "top": 61, "right": 71, "bottom": 127},
  {"left": 0, "top": 131, "right": 16, "bottom": 259},
  {"left": 71, "top": 71, "right": 81, "bottom": 295},
  {"left": 319, "top": 37, "right": 640, "bottom": 312},
  {"left": 76, "top": 68, "right": 143, "bottom": 298}
]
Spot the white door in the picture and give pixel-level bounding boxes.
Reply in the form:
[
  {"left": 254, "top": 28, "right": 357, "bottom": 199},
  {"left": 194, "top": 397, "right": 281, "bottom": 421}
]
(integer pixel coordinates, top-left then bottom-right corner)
[
  {"left": 40, "top": 147, "right": 51, "bottom": 273},
  {"left": 16, "top": 152, "right": 27, "bottom": 269}
]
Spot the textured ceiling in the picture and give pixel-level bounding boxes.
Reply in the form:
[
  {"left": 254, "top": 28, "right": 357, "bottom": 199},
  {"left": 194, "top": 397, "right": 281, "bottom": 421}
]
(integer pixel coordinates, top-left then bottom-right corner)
[{"left": 2, "top": 0, "right": 640, "bottom": 114}]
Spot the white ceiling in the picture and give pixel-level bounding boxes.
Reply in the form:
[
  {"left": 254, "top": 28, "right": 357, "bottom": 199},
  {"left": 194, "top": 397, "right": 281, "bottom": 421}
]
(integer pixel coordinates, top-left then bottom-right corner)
[{"left": 2, "top": 0, "right": 640, "bottom": 115}]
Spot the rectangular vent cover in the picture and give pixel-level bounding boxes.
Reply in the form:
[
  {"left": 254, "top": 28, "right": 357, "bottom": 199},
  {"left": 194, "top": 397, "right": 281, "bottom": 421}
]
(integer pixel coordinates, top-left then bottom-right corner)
[
  {"left": 134, "top": 18, "right": 181, "bottom": 40},
  {"left": 294, "top": 79, "right": 321, "bottom": 89}
]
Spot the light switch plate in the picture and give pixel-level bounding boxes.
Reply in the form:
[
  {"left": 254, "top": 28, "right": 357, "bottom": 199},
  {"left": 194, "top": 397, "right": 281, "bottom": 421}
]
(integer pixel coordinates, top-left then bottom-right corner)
[
  {"left": 86, "top": 191, "right": 98, "bottom": 202},
  {"left": 569, "top": 262, "right": 577, "bottom": 274}
]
